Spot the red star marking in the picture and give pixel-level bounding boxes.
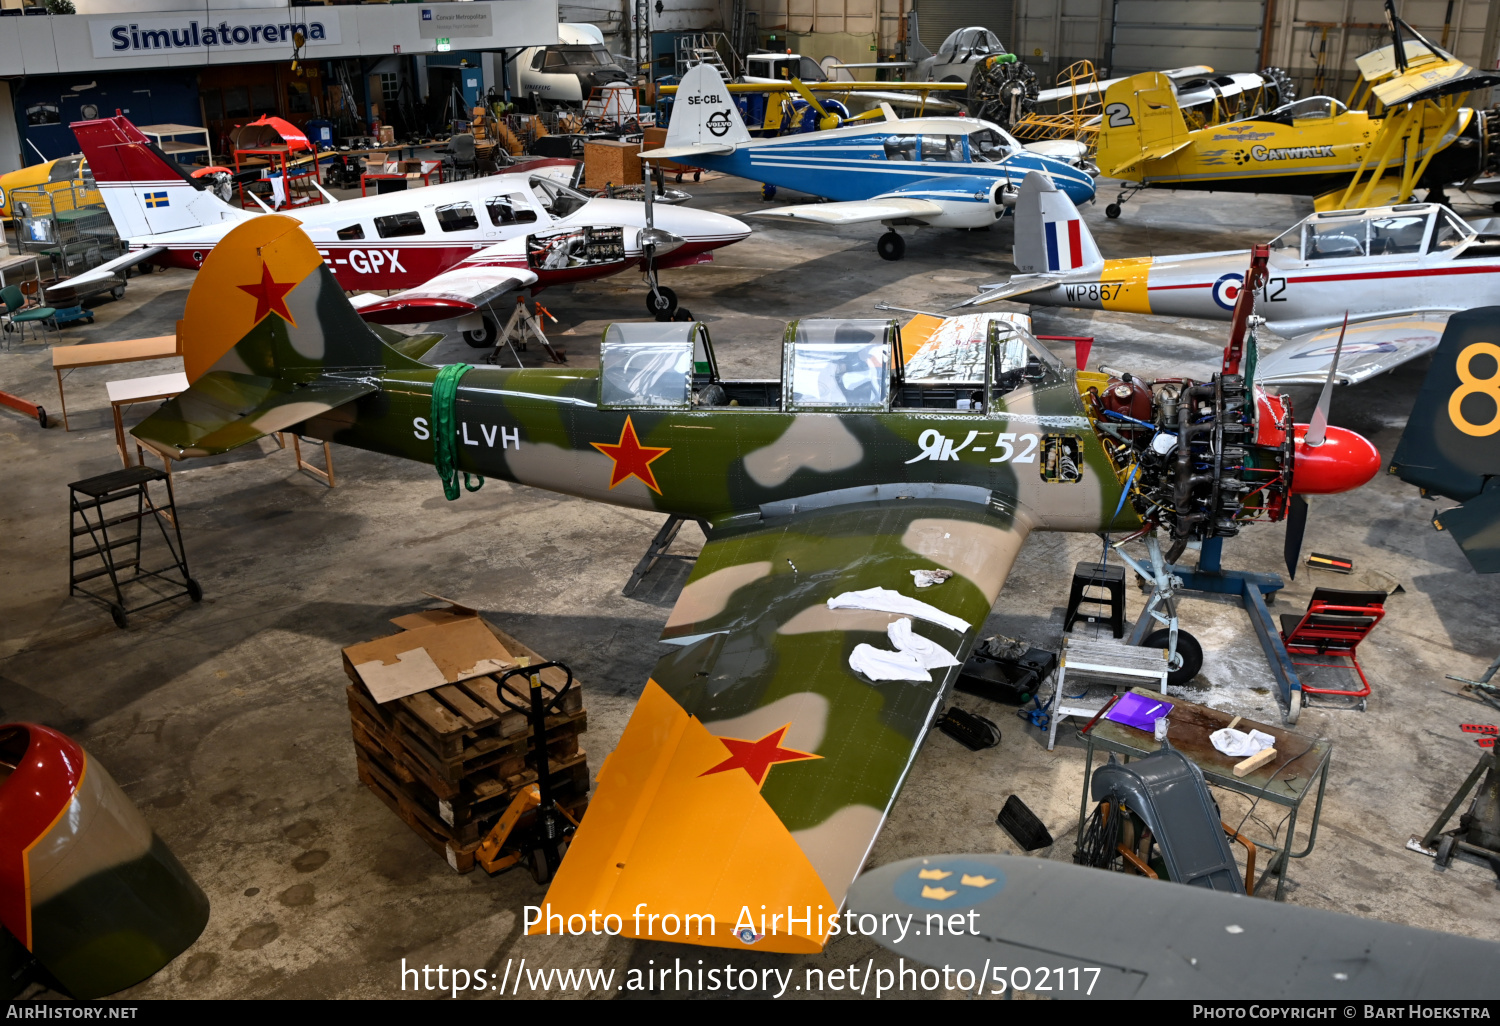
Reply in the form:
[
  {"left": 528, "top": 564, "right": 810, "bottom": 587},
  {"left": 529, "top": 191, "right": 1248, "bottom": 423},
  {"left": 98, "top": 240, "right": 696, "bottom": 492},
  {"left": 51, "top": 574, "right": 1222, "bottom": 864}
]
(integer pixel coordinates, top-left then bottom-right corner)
[
  {"left": 591, "top": 416, "right": 670, "bottom": 493},
  {"left": 237, "top": 263, "right": 297, "bottom": 326},
  {"left": 700, "top": 725, "right": 820, "bottom": 788}
]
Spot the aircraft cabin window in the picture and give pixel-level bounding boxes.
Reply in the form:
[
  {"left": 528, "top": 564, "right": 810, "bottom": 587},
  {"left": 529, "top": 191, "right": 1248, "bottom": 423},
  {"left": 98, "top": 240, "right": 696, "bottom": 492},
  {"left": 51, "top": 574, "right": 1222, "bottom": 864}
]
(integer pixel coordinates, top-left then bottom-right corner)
[
  {"left": 1304, "top": 220, "right": 1365, "bottom": 260},
  {"left": 1429, "top": 212, "right": 1472, "bottom": 253},
  {"left": 336, "top": 224, "right": 365, "bottom": 241},
  {"left": 969, "top": 129, "right": 1011, "bottom": 161},
  {"left": 543, "top": 50, "right": 569, "bottom": 71},
  {"left": 920, "top": 135, "right": 962, "bottom": 162},
  {"left": 435, "top": 202, "right": 479, "bottom": 233},
  {"left": 884, "top": 135, "right": 918, "bottom": 161},
  {"left": 486, "top": 196, "right": 539, "bottom": 226},
  {"left": 374, "top": 211, "right": 426, "bottom": 239},
  {"left": 788, "top": 343, "right": 891, "bottom": 408},
  {"left": 49, "top": 158, "right": 82, "bottom": 184},
  {"left": 1368, "top": 215, "right": 1427, "bottom": 256}
]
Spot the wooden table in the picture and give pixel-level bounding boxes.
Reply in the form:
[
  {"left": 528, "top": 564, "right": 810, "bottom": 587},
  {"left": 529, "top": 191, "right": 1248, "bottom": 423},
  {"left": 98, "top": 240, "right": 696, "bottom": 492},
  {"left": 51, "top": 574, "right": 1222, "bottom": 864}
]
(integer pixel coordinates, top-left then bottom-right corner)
[
  {"left": 0, "top": 252, "right": 44, "bottom": 292},
  {"left": 1078, "top": 688, "right": 1332, "bottom": 900},
  {"left": 107, "top": 371, "right": 188, "bottom": 467},
  {"left": 53, "top": 335, "right": 179, "bottom": 431}
]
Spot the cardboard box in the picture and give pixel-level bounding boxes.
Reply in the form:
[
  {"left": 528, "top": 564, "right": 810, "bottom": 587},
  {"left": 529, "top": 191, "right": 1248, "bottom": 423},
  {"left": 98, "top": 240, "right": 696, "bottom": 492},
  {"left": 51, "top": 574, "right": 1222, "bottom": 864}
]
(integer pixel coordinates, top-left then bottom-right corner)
[{"left": 343, "top": 602, "right": 516, "bottom": 703}]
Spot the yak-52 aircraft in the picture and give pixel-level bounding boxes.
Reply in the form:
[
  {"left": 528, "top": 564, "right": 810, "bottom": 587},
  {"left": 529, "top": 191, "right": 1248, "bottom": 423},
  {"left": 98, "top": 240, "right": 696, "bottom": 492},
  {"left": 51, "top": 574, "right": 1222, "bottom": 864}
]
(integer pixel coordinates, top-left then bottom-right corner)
[
  {"left": 964, "top": 172, "right": 1500, "bottom": 386},
  {"left": 644, "top": 63, "right": 1096, "bottom": 261},
  {"left": 128, "top": 213, "right": 1379, "bottom": 952},
  {"left": 65, "top": 116, "right": 749, "bottom": 339}
]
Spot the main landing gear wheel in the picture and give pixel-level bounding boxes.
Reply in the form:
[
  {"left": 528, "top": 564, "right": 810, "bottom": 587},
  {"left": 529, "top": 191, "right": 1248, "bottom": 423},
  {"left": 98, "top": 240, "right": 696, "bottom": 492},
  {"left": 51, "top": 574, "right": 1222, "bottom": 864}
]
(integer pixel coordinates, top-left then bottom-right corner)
[
  {"left": 646, "top": 285, "right": 679, "bottom": 321},
  {"left": 1105, "top": 203, "right": 1122, "bottom": 219},
  {"left": 462, "top": 316, "right": 499, "bottom": 349},
  {"left": 877, "top": 231, "right": 905, "bottom": 261},
  {"left": 1143, "top": 628, "right": 1203, "bottom": 687}
]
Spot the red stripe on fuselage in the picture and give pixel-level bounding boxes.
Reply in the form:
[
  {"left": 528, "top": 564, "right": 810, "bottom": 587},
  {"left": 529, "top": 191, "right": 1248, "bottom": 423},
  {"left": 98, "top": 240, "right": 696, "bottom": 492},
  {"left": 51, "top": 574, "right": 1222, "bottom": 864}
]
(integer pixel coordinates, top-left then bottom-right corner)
[{"left": 1147, "top": 263, "right": 1500, "bottom": 292}]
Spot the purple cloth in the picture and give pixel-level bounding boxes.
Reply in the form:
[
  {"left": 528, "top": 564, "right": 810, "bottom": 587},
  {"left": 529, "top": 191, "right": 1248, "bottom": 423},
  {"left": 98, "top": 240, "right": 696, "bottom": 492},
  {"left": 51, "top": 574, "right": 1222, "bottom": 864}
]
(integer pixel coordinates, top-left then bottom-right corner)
[{"left": 1104, "top": 692, "right": 1173, "bottom": 732}]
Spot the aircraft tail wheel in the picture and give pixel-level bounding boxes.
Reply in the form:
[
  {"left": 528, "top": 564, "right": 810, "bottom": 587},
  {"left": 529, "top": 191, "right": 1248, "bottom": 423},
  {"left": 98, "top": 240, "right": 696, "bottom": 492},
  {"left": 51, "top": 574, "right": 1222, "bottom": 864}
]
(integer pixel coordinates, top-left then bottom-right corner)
[
  {"left": 1143, "top": 628, "right": 1202, "bottom": 687},
  {"left": 1105, "top": 203, "right": 1122, "bottom": 219},
  {"left": 647, "top": 285, "right": 678, "bottom": 320},
  {"left": 877, "top": 231, "right": 905, "bottom": 261},
  {"left": 462, "top": 316, "right": 499, "bottom": 349},
  {"left": 761, "top": 184, "right": 777, "bottom": 201},
  {"left": 1286, "top": 689, "right": 1302, "bottom": 726}
]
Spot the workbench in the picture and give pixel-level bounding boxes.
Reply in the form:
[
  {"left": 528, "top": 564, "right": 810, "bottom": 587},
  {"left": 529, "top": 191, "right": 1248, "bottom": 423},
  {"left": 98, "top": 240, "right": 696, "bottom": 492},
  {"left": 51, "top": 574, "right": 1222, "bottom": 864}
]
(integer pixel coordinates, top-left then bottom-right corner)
[{"left": 1077, "top": 688, "right": 1332, "bottom": 901}]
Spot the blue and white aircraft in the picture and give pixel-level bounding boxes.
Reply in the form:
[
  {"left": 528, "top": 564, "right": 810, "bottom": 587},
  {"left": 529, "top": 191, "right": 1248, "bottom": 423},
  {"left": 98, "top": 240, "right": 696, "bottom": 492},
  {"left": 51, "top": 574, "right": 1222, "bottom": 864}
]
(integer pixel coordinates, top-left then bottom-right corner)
[{"left": 642, "top": 63, "right": 1097, "bottom": 261}]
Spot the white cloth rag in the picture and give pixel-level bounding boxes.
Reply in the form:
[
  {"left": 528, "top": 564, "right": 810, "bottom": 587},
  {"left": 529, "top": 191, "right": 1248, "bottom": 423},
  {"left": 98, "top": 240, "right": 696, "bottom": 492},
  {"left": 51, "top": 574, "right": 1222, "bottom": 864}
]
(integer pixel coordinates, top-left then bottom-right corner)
[
  {"left": 888, "top": 617, "right": 961, "bottom": 669},
  {"left": 849, "top": 643, "right": 931, "bottom": 682},
  {"left": 1209, "top": 727, "right": 1277, "bottom": 758},
  {"left": 911, "top": 569, "right": 953, "bottom": 588},
  {"left": 848, "top": 618, "right": 962, "bottom": 682},
  {"left": 827, "top": 587, "right": 972, "bottom": 634}
]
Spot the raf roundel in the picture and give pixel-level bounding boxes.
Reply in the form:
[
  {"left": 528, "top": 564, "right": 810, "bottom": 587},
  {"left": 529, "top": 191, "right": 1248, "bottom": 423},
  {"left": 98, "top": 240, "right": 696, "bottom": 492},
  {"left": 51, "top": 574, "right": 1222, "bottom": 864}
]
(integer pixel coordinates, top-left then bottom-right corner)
[{"left": 1212, "top": 272, "right": 1244, "bottom": 311}]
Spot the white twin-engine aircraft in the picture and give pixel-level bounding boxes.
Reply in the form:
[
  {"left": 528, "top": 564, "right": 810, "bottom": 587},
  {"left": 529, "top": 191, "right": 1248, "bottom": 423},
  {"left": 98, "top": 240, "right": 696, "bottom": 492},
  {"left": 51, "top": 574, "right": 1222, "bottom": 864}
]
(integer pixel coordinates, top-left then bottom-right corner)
[
  {"left": 67, "top": 116, "right": 750, "bottom": 341},
  {"left": 962, "top": 173, "right": 1500, "bottom": 385}
]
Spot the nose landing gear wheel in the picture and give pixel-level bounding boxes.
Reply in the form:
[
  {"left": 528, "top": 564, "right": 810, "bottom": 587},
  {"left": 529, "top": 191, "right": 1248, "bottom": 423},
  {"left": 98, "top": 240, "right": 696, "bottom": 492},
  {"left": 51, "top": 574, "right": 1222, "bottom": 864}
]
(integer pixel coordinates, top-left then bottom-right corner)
[
  {"left": 462, "top": 316, "right": 499, "bottom": 349},
  {"left": 877, "top": 231, "right": 905, "bottom": 261},
  {"left": 1142, "top": 628, "right": 1203, "bottom": 687},
  {"left": 646, "top": 285, "right": 678, "bottom": 321},
  {"left": 1105, "top": 203, "right": 1122, "bottom": 218}
]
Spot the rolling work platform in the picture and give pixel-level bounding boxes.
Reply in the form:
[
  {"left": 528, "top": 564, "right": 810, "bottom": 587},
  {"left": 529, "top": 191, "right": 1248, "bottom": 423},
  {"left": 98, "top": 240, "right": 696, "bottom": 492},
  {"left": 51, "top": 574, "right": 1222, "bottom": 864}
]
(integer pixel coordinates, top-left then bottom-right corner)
[{"left": 69, "top": 465, "right": 201, "bottom": 628}]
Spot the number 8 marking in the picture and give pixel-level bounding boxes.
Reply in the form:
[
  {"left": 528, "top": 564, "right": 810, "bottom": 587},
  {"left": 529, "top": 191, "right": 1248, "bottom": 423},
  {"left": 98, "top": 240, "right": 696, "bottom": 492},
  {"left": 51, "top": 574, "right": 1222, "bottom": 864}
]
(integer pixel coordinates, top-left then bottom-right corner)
[{"left": 1448, "top": 342, "right": 1500, "bottom": 437}]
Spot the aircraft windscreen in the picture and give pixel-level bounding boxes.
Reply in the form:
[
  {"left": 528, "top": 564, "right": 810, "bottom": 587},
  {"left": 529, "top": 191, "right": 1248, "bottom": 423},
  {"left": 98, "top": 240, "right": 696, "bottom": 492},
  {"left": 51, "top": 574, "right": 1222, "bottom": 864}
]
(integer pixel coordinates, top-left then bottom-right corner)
[
  {"left": 600, "top": 325, "right": 695, "bottom": 407},
  {"left": 968, "top": 128, "right": 1014, "bottom": 162},
  {"left": 1272, "top": 96, "right": 1347, "bottom": 120},
  {"left": 530, "top": 176, "right": 589, "bottom": 218},
  {"left": 1429, "top": 210, "right": 1474, "bottom": 252}
]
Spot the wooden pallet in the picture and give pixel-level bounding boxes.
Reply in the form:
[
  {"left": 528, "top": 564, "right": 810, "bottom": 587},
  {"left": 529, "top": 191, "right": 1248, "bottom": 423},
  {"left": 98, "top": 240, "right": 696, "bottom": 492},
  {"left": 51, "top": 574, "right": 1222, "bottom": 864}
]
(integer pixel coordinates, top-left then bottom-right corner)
[{"left": 348, "top": 618, "right": 591, "bottom": 871}]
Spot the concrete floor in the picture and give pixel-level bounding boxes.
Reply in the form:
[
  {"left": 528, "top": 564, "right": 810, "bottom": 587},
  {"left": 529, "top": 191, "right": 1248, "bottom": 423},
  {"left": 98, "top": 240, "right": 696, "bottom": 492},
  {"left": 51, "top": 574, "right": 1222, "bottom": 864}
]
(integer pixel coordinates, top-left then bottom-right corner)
[{"left": 3, "top": 172, "right": 1500, "bottom": 1000}]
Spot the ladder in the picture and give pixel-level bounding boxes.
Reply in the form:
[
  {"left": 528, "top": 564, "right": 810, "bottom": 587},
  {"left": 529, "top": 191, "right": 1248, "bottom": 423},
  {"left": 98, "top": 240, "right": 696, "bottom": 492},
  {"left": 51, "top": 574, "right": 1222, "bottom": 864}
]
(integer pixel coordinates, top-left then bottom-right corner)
[{"left": 675, "top": 32, "right": 738, "bottom": 79}]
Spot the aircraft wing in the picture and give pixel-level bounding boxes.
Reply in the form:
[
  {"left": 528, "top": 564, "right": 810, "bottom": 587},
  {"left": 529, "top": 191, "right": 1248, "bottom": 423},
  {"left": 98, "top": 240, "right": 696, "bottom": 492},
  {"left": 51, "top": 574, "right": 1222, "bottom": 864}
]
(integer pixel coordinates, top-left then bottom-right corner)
[
  {"left": 848, "top": 854, "right": 1500, "bottom": 998},
  {"left": 131, "top": 372, "right": 375, "bottom": 459},
  {"left": 50, "top": 245, "right": 166, "bottom": 291},
  {"left": 1036, "top": 64, "right": 1213, "bottom": 105},
  {"left": 351, "top": 260, "right": 539, "bottom": 325},
  {"left": 539, "top": 497, "right": 1030, "bottom": 952},
  {"left": 748, "top": 197, "right": 946, "bottom": 226},
  {"left": 1108, "top": 136, "right": 1193, "bottom": 173},
  {"left": 1255, "top": 312, "right": 1450, "bottom": 386},
  {"left": 955, "top": 275, "right": 1067, "bottom": 308}
]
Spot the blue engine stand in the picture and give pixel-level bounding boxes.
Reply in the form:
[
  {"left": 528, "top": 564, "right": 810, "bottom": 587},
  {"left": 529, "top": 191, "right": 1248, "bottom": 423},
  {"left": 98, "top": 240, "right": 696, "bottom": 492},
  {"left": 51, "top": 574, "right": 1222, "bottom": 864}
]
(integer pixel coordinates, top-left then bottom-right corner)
[{"left": 1168, "top": 536, "right": 1304, "bottom": 724}]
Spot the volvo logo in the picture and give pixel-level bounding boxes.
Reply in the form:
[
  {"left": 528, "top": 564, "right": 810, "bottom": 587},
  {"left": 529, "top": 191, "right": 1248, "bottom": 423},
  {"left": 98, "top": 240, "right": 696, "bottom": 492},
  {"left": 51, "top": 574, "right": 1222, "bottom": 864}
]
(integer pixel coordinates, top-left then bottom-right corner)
[{"left": 706, "top": 110, "right": 732, "bottom": 137}]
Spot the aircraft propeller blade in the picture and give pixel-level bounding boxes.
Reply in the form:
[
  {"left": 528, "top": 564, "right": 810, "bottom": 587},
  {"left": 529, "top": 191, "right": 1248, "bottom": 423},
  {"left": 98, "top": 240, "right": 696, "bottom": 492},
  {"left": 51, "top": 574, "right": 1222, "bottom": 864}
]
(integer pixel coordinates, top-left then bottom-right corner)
[
  {"left": 1304, "top": 311, "right": 1348, "bottom": 448},
  {"left": 1284, "top": 493, "right": 1309, "bottom": 579}
]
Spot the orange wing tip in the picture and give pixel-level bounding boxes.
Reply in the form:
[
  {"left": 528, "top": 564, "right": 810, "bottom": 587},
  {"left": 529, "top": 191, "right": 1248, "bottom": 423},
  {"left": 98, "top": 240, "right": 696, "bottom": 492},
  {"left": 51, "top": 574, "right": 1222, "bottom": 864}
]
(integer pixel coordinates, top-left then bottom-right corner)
[{"left": 541, "top": 679, "right": 836, "bottom": 950}]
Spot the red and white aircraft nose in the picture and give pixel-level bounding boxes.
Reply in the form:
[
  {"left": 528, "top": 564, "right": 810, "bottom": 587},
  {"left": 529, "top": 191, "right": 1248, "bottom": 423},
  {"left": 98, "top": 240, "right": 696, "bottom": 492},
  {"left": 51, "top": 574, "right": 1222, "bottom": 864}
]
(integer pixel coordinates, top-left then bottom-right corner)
[{"left": 1291, "top": 423, "right": 1381, "bottom": 494}]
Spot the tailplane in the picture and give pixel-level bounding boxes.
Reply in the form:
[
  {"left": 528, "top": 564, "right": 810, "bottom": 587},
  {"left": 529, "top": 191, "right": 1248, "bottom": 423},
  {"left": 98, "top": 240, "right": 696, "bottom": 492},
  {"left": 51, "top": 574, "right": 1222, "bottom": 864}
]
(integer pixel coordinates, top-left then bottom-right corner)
[
  {"left": 1012, "top": 171, "right": 1103, "bottom": 275},
  {"left": 72, "top": 116, "right": 249, "bottom": 239},
  {"left": 1390, "top": 309, "right": 1500, "bottom": 572},
  {"left": 1095, "top": 72, "right": 1191, "bottom": 179},
  {"left": 132, "top": 214, "right": 419, "bottom": 459},
  {"left": 644, "top": 63, "right": 750, "bottom": 160}
]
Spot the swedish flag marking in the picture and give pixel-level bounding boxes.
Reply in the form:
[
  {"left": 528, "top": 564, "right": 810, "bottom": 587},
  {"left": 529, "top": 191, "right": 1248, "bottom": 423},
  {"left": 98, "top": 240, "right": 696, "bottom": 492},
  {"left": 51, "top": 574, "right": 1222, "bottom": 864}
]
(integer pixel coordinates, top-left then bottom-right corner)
[{"left": 145, "top": 191, "right": 169, "bottom": 209}]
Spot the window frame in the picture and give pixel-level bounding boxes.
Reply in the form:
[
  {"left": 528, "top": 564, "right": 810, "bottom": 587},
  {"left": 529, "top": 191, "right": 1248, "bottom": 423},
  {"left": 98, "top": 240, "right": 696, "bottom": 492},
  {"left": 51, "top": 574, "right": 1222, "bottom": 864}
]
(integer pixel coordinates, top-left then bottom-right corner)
[{"left": 373, "top": 210, "right": 426, "bottom": 239}]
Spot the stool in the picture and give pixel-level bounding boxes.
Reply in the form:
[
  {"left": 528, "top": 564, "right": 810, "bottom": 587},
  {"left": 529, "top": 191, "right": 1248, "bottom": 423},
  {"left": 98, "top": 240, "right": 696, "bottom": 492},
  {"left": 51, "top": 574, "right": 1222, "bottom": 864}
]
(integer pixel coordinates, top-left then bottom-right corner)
[{"left": 1064, "top": 561, "right": 1126, "bottom": 638}]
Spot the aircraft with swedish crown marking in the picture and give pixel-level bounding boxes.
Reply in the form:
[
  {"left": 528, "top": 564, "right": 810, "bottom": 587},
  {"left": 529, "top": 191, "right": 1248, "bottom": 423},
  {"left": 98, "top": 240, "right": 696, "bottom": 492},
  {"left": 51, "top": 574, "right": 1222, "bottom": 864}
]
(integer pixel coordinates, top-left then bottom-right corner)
[
  {"left": 65, "top": 115, "right": 750, "bottom": 340},
  {"left": 644, "top": 62, "right": 1096, "bottom": 262},
  {"left": 129, "top": 214, "right": 1379, "bottom": 952},
  {"left": 964, "top": 172, "right": 1500, "bottom": 386}
]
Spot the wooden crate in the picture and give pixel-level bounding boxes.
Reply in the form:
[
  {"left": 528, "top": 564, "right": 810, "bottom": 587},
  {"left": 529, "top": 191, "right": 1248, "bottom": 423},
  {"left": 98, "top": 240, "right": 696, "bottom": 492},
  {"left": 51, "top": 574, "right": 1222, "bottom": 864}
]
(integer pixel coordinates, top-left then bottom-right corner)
[
  {"left": 584, "top": 138, "right": 643, "bottom": 190},
  {"left": 349, "top": 619, "right": 590, "bottom": 870}
]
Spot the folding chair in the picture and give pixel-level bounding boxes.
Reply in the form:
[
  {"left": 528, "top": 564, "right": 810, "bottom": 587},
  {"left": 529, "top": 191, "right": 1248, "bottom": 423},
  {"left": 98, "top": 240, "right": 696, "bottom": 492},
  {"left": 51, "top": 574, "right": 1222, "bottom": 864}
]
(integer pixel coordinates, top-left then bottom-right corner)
[{"left": 1279, "top": 587, "right": 1387, "bottom": 709}]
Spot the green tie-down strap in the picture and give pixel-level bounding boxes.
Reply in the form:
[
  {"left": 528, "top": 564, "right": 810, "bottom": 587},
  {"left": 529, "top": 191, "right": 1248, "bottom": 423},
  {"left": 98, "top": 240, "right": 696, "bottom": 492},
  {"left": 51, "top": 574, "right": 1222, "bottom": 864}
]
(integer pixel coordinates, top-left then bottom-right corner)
[{"left": 431, "top": 363, "right": 485, "bottom": 501}]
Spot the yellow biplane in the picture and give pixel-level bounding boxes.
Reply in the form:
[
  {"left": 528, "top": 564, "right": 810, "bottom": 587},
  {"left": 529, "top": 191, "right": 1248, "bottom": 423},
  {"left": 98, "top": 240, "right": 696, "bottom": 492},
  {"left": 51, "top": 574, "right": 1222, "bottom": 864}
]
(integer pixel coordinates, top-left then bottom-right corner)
[{"left": 1095, "top": 0, "right": 1500, "bottom": 217}]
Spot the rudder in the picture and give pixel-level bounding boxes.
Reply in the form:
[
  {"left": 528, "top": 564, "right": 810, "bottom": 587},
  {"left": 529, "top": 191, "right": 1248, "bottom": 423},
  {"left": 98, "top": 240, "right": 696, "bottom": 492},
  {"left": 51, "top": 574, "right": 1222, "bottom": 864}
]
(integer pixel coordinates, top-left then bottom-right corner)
[
  {"left": 1095, "top": 72, "right": 1187, "bottom": 179},
  {"left": 1012, "top": 172, "right": 1103, "bottom": 275},
  {"left": 662, "top": 64, "right": 751, "bottom": 153}
]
